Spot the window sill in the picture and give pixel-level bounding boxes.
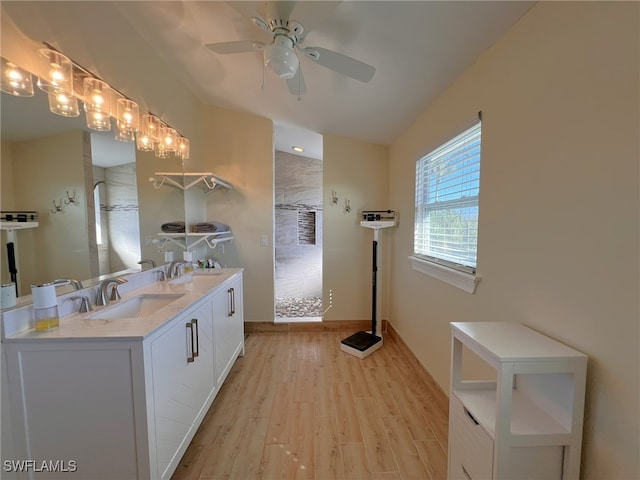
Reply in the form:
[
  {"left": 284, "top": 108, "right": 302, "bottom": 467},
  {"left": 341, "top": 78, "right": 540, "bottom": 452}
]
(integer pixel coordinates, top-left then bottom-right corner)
[{"left": 408, "top": 256, "right": 480, "bottom": 294}]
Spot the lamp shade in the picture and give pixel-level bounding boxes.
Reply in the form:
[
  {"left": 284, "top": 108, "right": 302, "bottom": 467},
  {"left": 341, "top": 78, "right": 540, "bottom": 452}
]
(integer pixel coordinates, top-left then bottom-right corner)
[
  {"left": 264, "top": 36, "right": 299, "bottom": 79},
  {"left": 0, "top": 58, "right": 34, "bottom": 97},
  {"left": 116, "top": 98, "right": 139, "bottom": 131},
  {"left": 37, "top": 48, "right": 73, "bottom": 94},
  {"left": 47, "top": 91, "right": 79, "bottom": 117}
]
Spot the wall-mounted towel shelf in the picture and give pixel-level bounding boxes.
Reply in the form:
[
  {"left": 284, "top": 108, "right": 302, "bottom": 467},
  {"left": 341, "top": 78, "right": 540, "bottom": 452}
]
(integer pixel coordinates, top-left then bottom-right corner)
[
  {"left": 149, "top": 172, "right": 233, "bottom": 194},
  {"left": 157, "top": 231, "right": 234, "bottom": 250}
]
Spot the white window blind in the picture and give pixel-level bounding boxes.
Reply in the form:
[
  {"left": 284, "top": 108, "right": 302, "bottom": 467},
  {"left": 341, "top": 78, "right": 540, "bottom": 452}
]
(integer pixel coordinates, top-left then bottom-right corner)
[{"left": 414, "top": 121, "right": 481, "bottom": 273}]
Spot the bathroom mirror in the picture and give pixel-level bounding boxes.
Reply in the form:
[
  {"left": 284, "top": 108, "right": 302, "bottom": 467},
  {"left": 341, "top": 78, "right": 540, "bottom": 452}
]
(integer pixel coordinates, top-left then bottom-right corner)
[{"left": 0, "top": 86, "right": 175, "bottom": 297}]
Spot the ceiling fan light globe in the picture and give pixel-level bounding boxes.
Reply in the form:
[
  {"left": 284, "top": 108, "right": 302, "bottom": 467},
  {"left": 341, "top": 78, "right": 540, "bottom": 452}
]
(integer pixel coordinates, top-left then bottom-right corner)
[{"left": 264, "top": 43, "right": 299, "bottom": 79}]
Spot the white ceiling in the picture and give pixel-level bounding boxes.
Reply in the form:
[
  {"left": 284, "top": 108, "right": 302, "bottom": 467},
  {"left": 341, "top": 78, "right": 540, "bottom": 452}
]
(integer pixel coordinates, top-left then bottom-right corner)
[{"left": 1, "top": 1, "right": 535, "bottom": 161}]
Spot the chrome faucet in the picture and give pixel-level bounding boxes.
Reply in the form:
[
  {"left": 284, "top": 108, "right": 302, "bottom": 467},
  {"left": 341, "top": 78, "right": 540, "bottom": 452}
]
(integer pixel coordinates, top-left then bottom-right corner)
[
  {"left": 168, "top": 260, "right": 188, "bottom": 278},
  {"left": 70, "top": 295, "right": 93, "bottom": 313},
  {"left": 137, "top": 259, "right": 157, "bottom": 269},
  {"left": 96, "top": 277, "right": 128, "bottom": 306},
  {"left": 53, "top": 278, "right": 84, "bottom": 290}
]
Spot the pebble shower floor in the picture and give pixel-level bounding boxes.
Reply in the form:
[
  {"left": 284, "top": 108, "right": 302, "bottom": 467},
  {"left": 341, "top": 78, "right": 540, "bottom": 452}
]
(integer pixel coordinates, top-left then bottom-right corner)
[{"left": 275, "top": 296, "right": 323, "bottom": 319}]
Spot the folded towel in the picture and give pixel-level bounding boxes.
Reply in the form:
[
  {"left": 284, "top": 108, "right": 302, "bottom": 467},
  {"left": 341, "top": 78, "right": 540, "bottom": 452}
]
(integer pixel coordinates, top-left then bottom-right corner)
[
  {"left": 191, "top": 221, "right": 231, "bottom": 233},
  {"left": 192, "top": 222, "right": 217, "bottom": 233},
  {"left": 161, "top": 221, "right": 185, "bottom": 233}
]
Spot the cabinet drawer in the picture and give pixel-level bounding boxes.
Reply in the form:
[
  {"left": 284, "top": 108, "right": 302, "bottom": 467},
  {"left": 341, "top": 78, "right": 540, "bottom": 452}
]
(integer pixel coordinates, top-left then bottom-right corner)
[{"left": 449, "top": 394, "right": 493, "bottom": 479}]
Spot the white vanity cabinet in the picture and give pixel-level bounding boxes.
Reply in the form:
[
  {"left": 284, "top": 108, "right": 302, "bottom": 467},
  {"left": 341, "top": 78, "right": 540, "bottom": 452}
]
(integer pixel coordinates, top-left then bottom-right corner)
[
  {"left": 447, "top": 322, "right": 587, "bottom": 480},
  {"left": 148, "top": 297, "right": 215, "bottom": 478},
  {"left": 212, "top": 274, "right": 244, "bottom": 386},
  {"left": 4, "top": 271, "right": 244, "bottom": 480}
]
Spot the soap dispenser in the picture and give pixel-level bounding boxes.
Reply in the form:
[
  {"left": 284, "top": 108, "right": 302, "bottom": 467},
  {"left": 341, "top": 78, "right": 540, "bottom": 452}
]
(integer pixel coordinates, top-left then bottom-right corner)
[{"left": 31, "top": 282, "right": 59, "bottom": 331}]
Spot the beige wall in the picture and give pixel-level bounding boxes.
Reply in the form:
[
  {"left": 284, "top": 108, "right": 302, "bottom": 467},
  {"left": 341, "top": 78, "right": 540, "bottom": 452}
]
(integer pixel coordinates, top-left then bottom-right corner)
[
  {"left": 199, "top": 105, "right": 275, "bottom": 322},
  {"left": 323, "top": 134, "right": 390, "bottom": 321},
  {"left": 388, "top": 2, "right": 639, "bottom": 477}
]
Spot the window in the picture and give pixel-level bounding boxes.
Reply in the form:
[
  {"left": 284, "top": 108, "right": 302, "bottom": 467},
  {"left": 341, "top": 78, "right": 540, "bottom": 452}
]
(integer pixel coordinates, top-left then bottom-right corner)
[{"left": 413, "top": 120, "right": 481, "bottom": 280}]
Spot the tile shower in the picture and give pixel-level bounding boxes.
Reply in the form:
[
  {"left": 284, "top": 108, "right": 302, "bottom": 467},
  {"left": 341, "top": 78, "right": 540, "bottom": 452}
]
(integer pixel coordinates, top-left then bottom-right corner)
[{"left": 274, "top": 150, "right": 323, "bottom": 320}]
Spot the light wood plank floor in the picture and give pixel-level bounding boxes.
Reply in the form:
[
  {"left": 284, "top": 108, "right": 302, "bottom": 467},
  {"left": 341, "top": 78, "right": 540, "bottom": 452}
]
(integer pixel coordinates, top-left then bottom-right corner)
[{"left": 172, "top": 331, "right": 449, "bottom": 480}]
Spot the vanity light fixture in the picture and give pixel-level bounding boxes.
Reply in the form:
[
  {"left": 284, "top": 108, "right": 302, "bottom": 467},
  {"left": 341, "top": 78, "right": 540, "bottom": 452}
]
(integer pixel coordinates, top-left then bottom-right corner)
[
  {"left": 83, "top": 77, "right": 111, "bottom": 131},
  {"left": 37, "top": 47, "right": 73, "bottom": 95},
  {"left": 47, "top": 90, "right": 79, "bottom": 117},
  {"left": 160, "top": 126, "right": 178, "bottom": 152},
  {"left": 116, "top": 98, "right": 139, "bottom": 132},
  {"left": 2, "top": 43, "right": 191, "bottom": 160},
  {"left": 0, "top": 57, "right": 34, "bottom": 97},
  {"left": 140, "top": 113, "right": 162, "bottom": 142},
  {"left": 154, "top": 139, "right": 171, "bottom": 158},
  {"left": 177, "top": 137, "right": 190, "bottom": 160},
  {"left": 135, "top": 131, "right": 155, "bottom": 152},
  {"left": 292, "top": 146, "right": 304, "bottom": 153},
  {"left": 114, "top": 128, "right": 135, "bottom": 142}
]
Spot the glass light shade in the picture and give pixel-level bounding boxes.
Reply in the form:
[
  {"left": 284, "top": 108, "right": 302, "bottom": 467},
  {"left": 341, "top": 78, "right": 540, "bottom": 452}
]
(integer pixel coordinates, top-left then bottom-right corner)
[
  {"left": 154, "top": 140, "right": 170, "bottom": 158},
  {"left": 83, "top": 77, "right": 111, "bottom": 115},
  {"left": 141, "top": 114, "right": 162, "bottom": 142},
  {"left": 136, "top": 132, "right": 155, "bottom": 152},
  {"left": 176, "top": 137, "right": 190, "bottom": 160},
  {"left": 160, "top": 126, "right": 178, "bottom": 152},
  {"left": 47, "top": 91, "right": 79, "bottom": 117},
  {"left": 85, "top": 109, "right": 111, "bottom": 131},
  {"left": 37, "top": 48, "right": 73, "bottom": 94},
  {"left": 114, "top": 124, "right": 135, "bottom": 142},
  {"left": 264, "top": 38, "right": 298, "bottom": 79},
  {"left": 0, "top": 58, "right": 34, "bottom": 97},
  {"left": 116, "top": 98, "right": 139, "bottom": 131}
]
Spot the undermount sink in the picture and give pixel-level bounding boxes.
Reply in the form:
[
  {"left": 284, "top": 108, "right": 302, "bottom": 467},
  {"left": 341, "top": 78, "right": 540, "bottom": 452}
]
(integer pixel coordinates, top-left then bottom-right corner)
[
  {"left": 87, "top": 293, "right": 184, "bottom": 320},
  {"left": 168, "top": 270, "right": 222, "bottom": 285}
]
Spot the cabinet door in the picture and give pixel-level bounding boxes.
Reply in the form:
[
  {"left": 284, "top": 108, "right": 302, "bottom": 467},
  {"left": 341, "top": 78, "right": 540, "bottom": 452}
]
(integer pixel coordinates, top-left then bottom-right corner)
[
  {"left": 150, "top": 300, "right": 214, "bottom": 479},
  {"left": 212, "top": 276, "right": 244, "bottom": 386}
]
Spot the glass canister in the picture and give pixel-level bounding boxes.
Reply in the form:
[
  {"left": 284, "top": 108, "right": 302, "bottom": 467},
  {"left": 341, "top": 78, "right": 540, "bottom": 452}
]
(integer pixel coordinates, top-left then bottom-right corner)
[{"left": 31, "top": 282, "right": 59, "bottom": 331}]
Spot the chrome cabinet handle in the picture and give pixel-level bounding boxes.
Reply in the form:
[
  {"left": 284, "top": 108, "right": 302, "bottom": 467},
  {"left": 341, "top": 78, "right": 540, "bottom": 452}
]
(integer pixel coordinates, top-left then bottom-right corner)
[
  {"left": 227, "top": 287, "right": 235, "bottom": 317},
  {"left": 186, "top": 322, "right": 195, "bottom": 363},
  {"left": 192, "top": 318, "right": 199, "bottom": 358}
]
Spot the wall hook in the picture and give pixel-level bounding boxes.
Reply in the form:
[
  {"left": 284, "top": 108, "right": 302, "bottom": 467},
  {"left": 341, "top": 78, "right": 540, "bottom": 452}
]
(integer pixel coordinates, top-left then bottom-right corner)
[
  {"left": 331, "top": 189, "right": 339, "bottom": 205},
  {"left": 50, "top": 199, "right": 63, "bottom": 214},
  {"left": 64, "top": 190, "right": 79, "bottom": 205},
  {"left": 344, "top": 198, "right": 351, "bottom": 214}
]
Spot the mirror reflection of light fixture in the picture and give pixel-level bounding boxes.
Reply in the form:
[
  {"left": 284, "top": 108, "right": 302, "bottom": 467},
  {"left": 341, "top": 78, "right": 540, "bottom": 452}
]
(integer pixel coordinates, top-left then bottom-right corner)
[
  {"left": 292, "top": 146, "right": 304, "bottom": 153},
  {"left": 264, "top": 36, "right": 299, "bottom": 79},
  {"left": 37, "top": 48, "right": 73, "bottom": 94},
  {"left": 116, "top": 98, "right": 139, "bottom": 132},
  {"left": 141, "top": 113, "right": 162, "bottom": 142},
  {"left": 84, "top": 107, "right": 111, "bottom": 131},
  {"left": 160, "top": 126, "right": 177, "bottom": 152},
  {"left": 0, "top": 57, "right": 34, "bottom": 97},
  {"left": 47, "top": 90, "right": 79, "bottom": 117},
  {"left": 177, "top": 137, "right": 190, "bottom": 160},
  {"left": 135, "top": 131, "right": 155, "bottom": 152},
  {"left": 114, "top": 127, "right": 135, "bottom": 142},
  {"left": 154, "top": 140, "right": 170, "bottom": 158}
]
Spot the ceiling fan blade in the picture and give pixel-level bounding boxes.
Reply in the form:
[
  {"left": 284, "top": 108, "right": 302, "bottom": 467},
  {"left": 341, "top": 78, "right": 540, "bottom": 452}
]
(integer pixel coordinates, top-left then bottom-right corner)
[
  {"left": 206, "top": 40, "right": 265, "bottom": 54},
  {"left": 302, "top": 47, "right": 375, "bottom": 83},
  {"left": 286, "top": 66, "right": 307, "bottom": 96}
]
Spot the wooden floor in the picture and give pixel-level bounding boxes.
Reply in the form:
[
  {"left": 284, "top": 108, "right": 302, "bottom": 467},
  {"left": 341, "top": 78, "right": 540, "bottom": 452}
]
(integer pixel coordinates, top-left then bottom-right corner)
[{"left": 172, "top": 331, "right": 449, "bottom": 480}]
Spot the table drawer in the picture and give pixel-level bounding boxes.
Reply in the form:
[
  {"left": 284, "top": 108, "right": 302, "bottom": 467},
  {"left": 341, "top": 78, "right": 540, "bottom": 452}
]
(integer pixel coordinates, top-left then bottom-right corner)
[{"left": 449, "top": 394, "right": 494, "bottom": 479}]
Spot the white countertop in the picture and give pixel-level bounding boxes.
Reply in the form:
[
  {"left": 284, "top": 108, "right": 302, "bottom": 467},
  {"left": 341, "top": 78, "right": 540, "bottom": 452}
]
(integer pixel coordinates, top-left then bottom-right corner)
[{"left": 4, "top": 268, "right": 242, "bottom": 343}]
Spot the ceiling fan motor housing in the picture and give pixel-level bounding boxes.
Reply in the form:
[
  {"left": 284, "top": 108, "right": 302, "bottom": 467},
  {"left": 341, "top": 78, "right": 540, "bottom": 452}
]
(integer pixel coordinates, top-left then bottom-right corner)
[{"left": 264, "top": 34, "right": 299, "bottom": 79}]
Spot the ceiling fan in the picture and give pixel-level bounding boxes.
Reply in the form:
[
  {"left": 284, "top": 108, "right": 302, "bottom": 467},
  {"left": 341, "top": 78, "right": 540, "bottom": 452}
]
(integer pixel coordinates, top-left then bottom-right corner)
[{"left": 205, "top": 1, "right": 375, "bottom": 95}]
